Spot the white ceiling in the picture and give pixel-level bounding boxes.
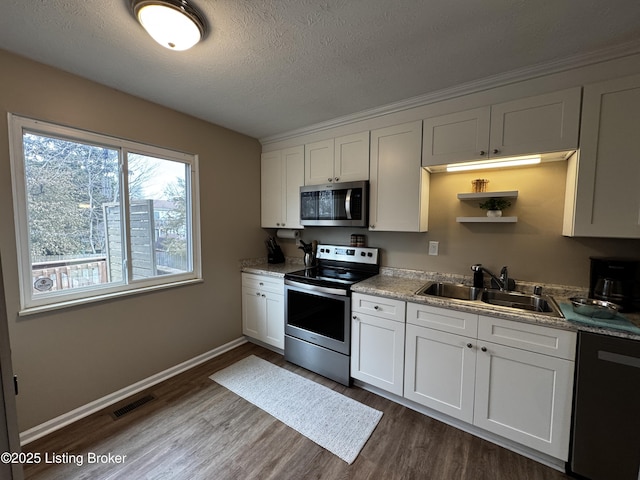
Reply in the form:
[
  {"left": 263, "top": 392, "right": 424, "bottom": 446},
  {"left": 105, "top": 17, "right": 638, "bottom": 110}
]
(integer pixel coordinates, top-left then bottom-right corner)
[{"left": 1, "top": 0, "right": 640, "bottom": 141}]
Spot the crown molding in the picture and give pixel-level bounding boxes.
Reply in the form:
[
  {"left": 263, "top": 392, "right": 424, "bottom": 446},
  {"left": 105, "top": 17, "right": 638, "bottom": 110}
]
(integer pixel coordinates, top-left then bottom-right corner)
[{"left": 260, "top": 39, "right": 640, "bottom": 146}]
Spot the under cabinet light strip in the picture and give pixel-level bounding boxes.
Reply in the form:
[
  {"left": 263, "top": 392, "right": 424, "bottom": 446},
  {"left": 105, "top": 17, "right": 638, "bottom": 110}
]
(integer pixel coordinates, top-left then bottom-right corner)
[{"left": 446, "top": 155, "right": 541, "bottom": 172}]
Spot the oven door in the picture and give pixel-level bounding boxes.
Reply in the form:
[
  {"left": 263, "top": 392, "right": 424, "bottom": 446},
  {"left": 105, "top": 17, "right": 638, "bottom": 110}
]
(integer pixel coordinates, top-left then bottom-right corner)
[{"left": 284, "top": 280, "right": 351, "bottom": 355}]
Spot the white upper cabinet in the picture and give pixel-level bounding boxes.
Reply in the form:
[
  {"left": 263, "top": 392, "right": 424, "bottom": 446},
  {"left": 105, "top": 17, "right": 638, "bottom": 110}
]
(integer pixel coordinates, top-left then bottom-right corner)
[
  {"left": 370, "top": 121, "right": 429, "bottom": 232},
  {"left": 334, "top": 131, "right": 370, "bottom": 182},
  {"left": 422, "top": 87, "right": 582, "bottom": 167},
  {"left": 261, "top": 146, "right": 304, "bottom": 229},
  {"left": 563, "top": 74, "right": 640, "bottom": 238},
  {"left": 304, "top": 132, "right": 369, "bottom": 185},
  {"left": 423, "top": 107, "right": 491, "bottom": 165},
  {"left": 304, "top": 139, "right": 334, "bottom": 185}
]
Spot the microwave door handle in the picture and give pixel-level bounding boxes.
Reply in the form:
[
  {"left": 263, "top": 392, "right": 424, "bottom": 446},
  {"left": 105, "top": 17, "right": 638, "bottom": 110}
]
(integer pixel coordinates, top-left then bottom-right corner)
[{"left": 345, "top": 189, "right": 353, "bottom": 219}]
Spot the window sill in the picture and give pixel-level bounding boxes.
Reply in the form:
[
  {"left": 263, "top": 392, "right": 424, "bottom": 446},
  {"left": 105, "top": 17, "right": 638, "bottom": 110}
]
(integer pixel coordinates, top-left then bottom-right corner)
[{"left": 18, "top": 278, "right": 204, "bottom": 317}]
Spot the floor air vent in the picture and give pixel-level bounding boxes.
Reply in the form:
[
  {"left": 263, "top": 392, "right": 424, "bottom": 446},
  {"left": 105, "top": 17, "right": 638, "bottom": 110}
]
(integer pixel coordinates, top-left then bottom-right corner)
[{"left": 111, "top": 394, "right": 155, "bottom": 419}]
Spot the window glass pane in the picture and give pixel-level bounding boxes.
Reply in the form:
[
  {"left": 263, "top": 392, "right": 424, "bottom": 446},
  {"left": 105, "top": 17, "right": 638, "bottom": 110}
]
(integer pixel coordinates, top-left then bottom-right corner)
[
  {"left": 23, "top": 132, "right": 122, "bottom": 296},
  {"left": 127, "top": 153, "right": 191, "bottom": 280}
]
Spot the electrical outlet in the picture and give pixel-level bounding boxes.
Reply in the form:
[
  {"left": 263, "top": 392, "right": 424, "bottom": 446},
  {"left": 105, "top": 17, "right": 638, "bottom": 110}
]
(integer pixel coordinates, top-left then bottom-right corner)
[{"left": 428, "top": 241, "right": 439, "bottom": 256}]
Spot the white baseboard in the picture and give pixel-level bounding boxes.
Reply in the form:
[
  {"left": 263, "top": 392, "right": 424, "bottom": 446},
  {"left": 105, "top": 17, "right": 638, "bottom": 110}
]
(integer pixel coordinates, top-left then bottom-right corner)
[{"left": 20, "top": 337, "right": 248, "bottom": 446}]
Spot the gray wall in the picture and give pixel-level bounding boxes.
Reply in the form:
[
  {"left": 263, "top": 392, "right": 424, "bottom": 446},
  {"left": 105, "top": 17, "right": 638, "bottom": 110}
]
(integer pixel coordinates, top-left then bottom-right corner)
[
  {"left": 278, "top": 161, "right": 640, "bottom": 288},
  {"left": 0, "top": 49, "right": 264, "bottom": 431}
]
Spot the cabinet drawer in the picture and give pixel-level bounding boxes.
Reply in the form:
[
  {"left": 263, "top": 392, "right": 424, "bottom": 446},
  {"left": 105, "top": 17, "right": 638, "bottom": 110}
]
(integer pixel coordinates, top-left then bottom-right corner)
[
  {"left": 478, "top": 316, "right": 576, "bottom": 360},
  {"left": 407, "top": 302, "right": 478, "bottom": 337},
  {"left": 241, "top": 273, "right": 284, "bottom": 294},
  {"left": 352, "top": 293, "right": 406, "bottom": 322}
]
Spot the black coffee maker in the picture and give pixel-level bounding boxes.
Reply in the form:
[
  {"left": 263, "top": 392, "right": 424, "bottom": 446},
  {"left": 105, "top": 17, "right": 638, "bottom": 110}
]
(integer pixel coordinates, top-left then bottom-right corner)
[{"left": 589, "top": 257, "right": 640, "bottom": 312}]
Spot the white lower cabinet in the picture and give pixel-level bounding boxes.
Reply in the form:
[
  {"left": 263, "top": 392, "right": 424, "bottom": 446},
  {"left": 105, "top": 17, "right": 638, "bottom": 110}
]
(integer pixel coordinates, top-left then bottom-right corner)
[
  {"left": 404, "top": 324, "right": 476, "bottom": 423},
  {"left": 351, "top": 293, "right": 406, "bottom": 395},
  {"left": 241, "top": 273, "right": 284, "bottom": 349},
  {"left": 404, "top": 303, "right": 576, "bottom": 461}
]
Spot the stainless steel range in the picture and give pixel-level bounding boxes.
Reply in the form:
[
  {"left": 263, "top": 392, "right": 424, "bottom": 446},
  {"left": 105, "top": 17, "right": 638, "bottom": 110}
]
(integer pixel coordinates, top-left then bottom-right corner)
[{"left": 284, "top": 244, "right": 380, "bottom": 386}]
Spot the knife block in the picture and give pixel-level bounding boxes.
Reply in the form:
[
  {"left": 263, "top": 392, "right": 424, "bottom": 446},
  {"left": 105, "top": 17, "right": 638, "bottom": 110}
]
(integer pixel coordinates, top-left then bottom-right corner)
[{"left": 268, "top": 246, "right": 285, "bottom": 264}]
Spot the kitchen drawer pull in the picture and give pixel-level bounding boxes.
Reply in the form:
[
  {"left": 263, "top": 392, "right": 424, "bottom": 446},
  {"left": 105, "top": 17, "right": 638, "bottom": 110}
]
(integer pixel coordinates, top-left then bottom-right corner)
[
  {"left": 493, "top": 149, "right": 499, "bottom": 154},
  {"left": 467, "top": 343, "right": 473, "bottom": 348},
  {"left": 374, "top": 305, "right": 379, "bottom": 310},
  {"left": 481, "top": 346, "right": 487, "bottom": 352},
  {"left": 479, "top": 150, "right": 486, "bottom": 156}
]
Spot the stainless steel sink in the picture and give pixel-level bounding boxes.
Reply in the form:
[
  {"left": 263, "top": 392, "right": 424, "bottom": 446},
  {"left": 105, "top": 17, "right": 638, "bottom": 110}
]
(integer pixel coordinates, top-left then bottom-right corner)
[
  {"left": 416, "top": 282, "right": 483, "bottom": 301},
  {"left": 415, "top": 282, "right": 564, "bottom": 317},
  {"left": 480, "top": 290, "right": 563, "bottom": 316}
]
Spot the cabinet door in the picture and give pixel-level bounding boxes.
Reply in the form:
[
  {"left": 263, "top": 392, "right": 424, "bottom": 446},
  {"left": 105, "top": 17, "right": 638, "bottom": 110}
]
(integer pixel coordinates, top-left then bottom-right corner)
[
  {"left": 242, "top": 286, "right": 263, "bottom": 339},
  {"left": 334, "top": 131, "right": 370, "bottom": 182},
  {"left": 283, "top": 146, "right": 304, "bottom": 229},
  {"left": 264, "top": 292, "right": 284, "bottom": 349},
  {"left": 489, "top": 87, "right": 581, "bottom": 158},
  {"left": 422, "top": 107, "right": 490, "bottom": 166},
  {"left": 370, "top": 121, "right": 429, "bottom": 232},
  {"left": 351, "top": 312, "right": 405, "bottom": 395},
  {"left": 404, "top": 324, "right": 476, "bottom": 423},
  {"left": 260, "top": 150, "right": 284, "bottom": 228},
  {"left": 474, "top": 341, "right": 575, "bottom": 460},
  {"left": 305, "top": 139, "right": 335, "bottom": 185},
  {"left": 563, "top": 75, "right": 640, "bottom": 238}
]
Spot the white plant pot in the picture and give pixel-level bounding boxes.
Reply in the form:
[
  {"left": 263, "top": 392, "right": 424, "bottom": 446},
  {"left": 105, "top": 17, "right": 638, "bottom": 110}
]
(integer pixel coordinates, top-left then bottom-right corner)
[{"left": 486, "top": 209, "right": 503, "bottom": 217}]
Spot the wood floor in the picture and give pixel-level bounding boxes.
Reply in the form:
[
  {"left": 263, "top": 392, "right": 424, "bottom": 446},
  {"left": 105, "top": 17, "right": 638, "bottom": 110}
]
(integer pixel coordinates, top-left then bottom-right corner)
[{"left": 23, "top": 342, "right": 571, "bottom": 480}]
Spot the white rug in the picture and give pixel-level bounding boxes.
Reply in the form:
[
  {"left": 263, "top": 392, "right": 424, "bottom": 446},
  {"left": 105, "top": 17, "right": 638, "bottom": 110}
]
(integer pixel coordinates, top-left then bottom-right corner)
[{"left": 210, "top": 355, "right": 382, "bottom": 464}]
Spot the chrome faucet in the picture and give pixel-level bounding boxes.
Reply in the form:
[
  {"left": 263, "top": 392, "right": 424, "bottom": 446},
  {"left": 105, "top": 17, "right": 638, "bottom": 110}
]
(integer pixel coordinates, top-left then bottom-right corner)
[{"left": 471, "top": 264, "right": 511, "bottom": 291}]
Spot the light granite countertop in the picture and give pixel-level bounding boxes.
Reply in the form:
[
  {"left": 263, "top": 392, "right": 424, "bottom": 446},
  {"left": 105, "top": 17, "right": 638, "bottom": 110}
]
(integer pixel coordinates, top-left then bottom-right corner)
[
  {"left": 240, "top": 260, "right": 640, "bottom": 341},
  {"left": 240, "top": 258, "right": 304, "bottom": 277}
]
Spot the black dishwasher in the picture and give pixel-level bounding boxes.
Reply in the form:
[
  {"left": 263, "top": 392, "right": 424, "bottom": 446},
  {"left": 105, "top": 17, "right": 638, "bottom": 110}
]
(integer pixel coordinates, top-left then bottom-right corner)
[{"left": 570, "top": 331, "right": 640, "bottom": 480}]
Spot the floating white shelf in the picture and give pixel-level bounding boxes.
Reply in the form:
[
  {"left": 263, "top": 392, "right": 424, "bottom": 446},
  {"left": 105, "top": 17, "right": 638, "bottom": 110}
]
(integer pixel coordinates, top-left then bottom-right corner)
[
  {"left": 456, "top": 216, "right": 518, "bottom": 223},
  {"left": 457, "top": 190, "right": 519, "bottom": 222},
  {"left": 457, "top": 190, "right": 519, "bottom": 200}
]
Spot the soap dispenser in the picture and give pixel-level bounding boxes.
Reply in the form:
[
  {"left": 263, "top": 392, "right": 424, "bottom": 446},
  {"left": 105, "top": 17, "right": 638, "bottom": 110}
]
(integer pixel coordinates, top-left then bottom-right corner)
[{"left": 472, "top": 264, "right": 484, "bottom": 288}]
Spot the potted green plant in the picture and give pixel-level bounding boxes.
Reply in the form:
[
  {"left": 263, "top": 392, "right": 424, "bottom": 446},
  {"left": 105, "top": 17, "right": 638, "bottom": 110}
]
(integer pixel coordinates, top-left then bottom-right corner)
[{"left": 479, "top": 197, "right": 511, "bottom": 217}]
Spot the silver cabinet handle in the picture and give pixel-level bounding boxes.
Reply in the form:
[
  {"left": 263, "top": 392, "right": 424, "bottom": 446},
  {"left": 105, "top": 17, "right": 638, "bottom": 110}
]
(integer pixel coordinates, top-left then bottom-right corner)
[{"left": 598, "top": 351, "right": 640, "bottom": 369}]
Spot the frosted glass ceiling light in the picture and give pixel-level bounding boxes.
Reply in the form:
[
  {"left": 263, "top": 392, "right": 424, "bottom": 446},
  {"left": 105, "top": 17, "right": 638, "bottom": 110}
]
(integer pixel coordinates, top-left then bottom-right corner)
[
  {"left": 446, "top": 155, "right": 541, "bottom": 172},
  {"left": 131, "top": 0, "right": 206, "bottom": 51}
]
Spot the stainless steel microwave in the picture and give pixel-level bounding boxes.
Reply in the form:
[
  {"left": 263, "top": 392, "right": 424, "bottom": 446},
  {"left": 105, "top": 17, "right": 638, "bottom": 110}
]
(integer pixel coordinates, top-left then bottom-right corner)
[{"left": 300, "top": 180, "right": 368, "bottom": 227}]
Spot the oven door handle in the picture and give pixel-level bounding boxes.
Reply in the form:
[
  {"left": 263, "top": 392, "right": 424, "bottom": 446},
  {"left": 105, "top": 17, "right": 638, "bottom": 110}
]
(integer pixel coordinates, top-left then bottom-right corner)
[
  {"left": 345, "top": 188, "right": 353, "bottom": 220},
  {"left": 285, "top": 279, "right": 348, "bottom": 297}
]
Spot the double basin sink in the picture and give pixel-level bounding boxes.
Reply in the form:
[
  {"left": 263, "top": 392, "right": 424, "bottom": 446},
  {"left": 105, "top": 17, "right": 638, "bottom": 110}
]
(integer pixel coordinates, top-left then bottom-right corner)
[{"left": 416, "top": 282, "right": 563, "bottom": 317}]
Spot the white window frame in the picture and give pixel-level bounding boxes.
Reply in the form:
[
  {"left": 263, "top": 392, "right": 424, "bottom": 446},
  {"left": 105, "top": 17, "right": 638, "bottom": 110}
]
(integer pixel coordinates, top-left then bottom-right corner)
[{"left": 8, "top": 114, "right": 202, "bottom": 314}]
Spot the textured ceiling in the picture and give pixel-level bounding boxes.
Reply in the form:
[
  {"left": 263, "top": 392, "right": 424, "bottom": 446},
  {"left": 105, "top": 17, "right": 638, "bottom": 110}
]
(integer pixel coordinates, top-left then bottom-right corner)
[{"left": 1, "top": 0, "right": 640, "bottom": 140}]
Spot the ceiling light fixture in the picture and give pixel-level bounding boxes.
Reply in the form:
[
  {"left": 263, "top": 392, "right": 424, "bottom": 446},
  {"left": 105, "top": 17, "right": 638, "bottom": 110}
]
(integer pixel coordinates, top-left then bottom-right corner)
[
  {"left": 131, "top": 0, "right": 207, "bottom": 51},
  {"left": 445, "top": 155, "right": 542, "bottom": 173}
]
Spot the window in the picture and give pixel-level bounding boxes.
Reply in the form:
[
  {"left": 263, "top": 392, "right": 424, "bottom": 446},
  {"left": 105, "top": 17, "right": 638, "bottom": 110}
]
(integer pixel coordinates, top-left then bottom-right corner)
[{"left": 8, "top": 115, "right": 201, "bottom": 312}]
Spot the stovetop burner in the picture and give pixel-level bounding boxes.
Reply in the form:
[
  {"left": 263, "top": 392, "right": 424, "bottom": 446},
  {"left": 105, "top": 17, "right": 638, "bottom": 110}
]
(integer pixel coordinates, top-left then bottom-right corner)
[
  {"left": 285, "top": 244, "right": 380, "bottom": 291},
  {"left": 287, "top": 265, "right": 373, "bottom": 285}
]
